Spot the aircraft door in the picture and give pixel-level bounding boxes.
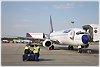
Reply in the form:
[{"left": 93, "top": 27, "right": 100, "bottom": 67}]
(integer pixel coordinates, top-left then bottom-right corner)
[
  {"left": 70, "top": 30, "right": 75, "bottom": 40},
  {"left": 82, "top": 25, "right": 93, "bottom": 41}
]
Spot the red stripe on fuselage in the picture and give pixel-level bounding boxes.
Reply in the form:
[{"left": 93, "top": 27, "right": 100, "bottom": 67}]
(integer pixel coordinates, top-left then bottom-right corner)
[{"left": 28, "top": 33, "right": 34, "bottom": 40}]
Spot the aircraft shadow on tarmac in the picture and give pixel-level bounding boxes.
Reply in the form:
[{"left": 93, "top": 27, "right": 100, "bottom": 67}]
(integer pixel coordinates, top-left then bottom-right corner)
[
  {"left": 30, "top": 44, "right": 43, "bottom": 47},
  {"left": 54, "top": 47, "right": 99, "bottom": 54},
  {"left": 31, "top": 44, "right": 99, "bottom": 54}
]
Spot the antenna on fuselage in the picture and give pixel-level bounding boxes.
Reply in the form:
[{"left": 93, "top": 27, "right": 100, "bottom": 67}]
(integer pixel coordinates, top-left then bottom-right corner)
[{"left": 71, "top": 21, "right": 74, "bottom": 28}]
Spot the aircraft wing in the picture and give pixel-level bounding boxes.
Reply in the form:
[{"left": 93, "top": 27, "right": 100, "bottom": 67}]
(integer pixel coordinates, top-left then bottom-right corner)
[
  {"left": 20, "top": 36, "right": 45, "bottom": 40},
  {"left": 50, "top": 39, "right": 59, "bottom": 42},
  {"left": 2, "top": 35, "right": 60, "bottom": 44},
  {"left": 19, "top": 36, "right": 59, "bottom": 44},
  {"left": 2, "top": 35, "right": 45, "bottom": 40},
  {"left": 50, "top": 39, "right": 60, "bottom": 44}
]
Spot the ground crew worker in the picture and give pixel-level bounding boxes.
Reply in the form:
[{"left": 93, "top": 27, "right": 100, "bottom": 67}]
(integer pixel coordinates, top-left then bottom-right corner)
[
  {"left": 32, "top": 44, "right": 40, "bottom": 61},
  {"left": 24, "top": 44, "right": 30, "bottom": 54}
]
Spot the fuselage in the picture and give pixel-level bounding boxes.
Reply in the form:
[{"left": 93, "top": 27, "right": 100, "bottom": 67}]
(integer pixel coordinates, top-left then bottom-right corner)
[{"left": 50, "top": 28, "right": 89, "bottom": 46}]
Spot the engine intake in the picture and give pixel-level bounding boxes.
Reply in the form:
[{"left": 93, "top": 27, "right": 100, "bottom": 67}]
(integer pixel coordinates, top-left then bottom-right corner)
[{"left": 43, "top": 39, "right": 52, "bottom": 47}]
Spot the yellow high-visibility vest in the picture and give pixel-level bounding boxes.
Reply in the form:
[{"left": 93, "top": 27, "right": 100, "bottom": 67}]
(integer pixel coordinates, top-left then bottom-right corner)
[
  {"left": 34, "top": 47, "right": 39, "bottom": 53},
  {"left": 25, "top": 46, "right": 29, "bottom": 50}
]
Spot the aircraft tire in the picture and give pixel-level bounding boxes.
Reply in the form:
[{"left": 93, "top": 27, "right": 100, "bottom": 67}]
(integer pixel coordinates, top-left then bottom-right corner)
[
  {"left": 78, "top": 48, "right": 82, "bottom": 53},
  {"left": 68, "top": 46, "right": 70, "bottom": 50},
  {"left": 51, "top": 45, "right": 54, "bottom": 49},
  {"left": 70, "top": 46, "right": 73, "bottom": 50},
  {"left": 23, "top": 59, "right": 25, "bottom": 61}
]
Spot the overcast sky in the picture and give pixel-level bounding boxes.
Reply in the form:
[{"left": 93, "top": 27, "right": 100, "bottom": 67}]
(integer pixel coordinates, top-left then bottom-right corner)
[{"left": 1, "top": 1, "right": 99, "bottom": 37}]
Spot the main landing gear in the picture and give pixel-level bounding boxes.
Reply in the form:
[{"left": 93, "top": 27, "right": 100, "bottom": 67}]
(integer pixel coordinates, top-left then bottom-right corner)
[
  {"left": 68, "top": 45, "right": 82, "bottom": 53},
  {"left": 49, "top": 45, "right": 54, "bottom": 50},
  {"left": 68, "top": 46, "right": 74, "bottom": 50}
]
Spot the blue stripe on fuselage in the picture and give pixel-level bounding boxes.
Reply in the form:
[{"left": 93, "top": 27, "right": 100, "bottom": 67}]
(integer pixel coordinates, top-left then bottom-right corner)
[
  {"left": 26, "top": 33, "right": 31, "bottom": 37},
  {"left": 63, "top": 30, "right": 71, "bottom": 33}
]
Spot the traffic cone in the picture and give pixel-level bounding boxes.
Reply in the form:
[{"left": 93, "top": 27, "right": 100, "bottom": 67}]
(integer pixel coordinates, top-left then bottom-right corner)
[{"left": 48, "top": 47, "right": 49, "bottom": 51}]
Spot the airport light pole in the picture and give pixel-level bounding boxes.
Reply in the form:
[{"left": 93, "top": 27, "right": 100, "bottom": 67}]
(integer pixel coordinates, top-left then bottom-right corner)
[{"left": 71, "top": 21, "right": 74, "bottom": 28}]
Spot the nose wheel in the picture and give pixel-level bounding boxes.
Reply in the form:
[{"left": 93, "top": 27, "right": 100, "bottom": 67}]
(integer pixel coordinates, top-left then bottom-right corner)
[{"left": 78, "top": 48, "right": 82, "bottom": 53}]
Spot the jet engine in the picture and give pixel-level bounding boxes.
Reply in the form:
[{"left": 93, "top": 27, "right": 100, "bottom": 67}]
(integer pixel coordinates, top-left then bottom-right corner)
[{"left": 43, "top": 39, "right": 52, "bottom": 47}]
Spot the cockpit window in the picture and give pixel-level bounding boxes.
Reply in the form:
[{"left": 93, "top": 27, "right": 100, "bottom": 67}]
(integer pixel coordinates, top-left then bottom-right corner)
[{"left": 76, "top": 31, "right": 88, "bottom": 35}]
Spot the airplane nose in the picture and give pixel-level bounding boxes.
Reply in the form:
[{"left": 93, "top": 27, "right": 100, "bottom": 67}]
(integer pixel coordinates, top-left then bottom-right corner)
[{"left": 82, "top": 35, "right": 89, "bottom": 44}]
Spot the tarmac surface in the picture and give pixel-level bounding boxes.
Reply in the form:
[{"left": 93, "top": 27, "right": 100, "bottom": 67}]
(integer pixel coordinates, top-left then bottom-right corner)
[{"left": 1, "top": 42, "right": 99, "bottom": 66}]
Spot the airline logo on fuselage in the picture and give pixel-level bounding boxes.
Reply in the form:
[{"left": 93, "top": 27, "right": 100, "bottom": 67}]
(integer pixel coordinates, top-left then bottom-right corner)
[{"left": 63, "top": 30, "right": 71, "bottom": 33}]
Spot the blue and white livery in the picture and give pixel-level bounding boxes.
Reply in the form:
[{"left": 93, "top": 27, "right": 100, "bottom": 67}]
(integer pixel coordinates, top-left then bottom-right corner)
[
  {"left": 42, "top": 16, "right": 89, "bottom": 53},
  {"left": 17, "top": 16, "right": 90, "bottom": 53}
]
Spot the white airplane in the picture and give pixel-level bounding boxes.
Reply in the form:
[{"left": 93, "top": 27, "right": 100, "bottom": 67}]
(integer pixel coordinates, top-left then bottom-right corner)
[
  {"left": 13, "top": 39, "right": 21, "bottom": 43},
  {"left": 27, "top": 16, "right": 90, "bottom": 53},
  {"left": 2, "top": 40, "right": 9, "bottom": 43},
  {"left": 21, "top": 40, "right": 32, "bottom": 44}
]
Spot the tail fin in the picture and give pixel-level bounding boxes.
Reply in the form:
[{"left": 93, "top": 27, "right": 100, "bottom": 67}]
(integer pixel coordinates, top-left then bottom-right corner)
[{"left": 50, "top": 15, "right": 53, "bottom": 33}]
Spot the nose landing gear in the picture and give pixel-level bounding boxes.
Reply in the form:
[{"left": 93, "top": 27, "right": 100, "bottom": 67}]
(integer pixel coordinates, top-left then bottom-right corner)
[{"left": 78, "top": 48, "right": 82, "bottom": 53}]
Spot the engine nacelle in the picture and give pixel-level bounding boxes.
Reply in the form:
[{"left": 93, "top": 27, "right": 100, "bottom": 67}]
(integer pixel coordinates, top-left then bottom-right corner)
[{"left": 43, "top": 39, "right": 52, "bottom": 47}]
